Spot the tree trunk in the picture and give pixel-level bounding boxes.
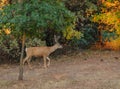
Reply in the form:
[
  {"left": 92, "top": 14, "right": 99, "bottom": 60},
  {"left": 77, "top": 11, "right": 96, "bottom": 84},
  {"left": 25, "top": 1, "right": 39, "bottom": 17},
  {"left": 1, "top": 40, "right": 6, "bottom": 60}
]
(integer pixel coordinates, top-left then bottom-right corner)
[
  {"left": 98, "top": 29, "right": 102, "bottom": 45},
  {"left": 18, "top": 33, "right": 25, "bottom": 80}
]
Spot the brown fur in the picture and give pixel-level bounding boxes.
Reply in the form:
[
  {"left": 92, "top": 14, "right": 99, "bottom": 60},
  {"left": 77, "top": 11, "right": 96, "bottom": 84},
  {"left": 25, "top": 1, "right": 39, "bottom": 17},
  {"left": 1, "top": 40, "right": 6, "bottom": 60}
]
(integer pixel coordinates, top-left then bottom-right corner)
[{"left": 23, "top": 43, "right": 62, "bottom": 69}]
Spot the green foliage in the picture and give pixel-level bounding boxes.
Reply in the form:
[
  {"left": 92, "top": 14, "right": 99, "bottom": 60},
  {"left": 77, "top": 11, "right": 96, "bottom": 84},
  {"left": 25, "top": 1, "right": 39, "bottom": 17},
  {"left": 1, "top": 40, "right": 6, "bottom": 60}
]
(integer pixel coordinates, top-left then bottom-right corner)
[
  {"left": 92, "top": 0, "right": 120, "bottom": 41},
  {"left": 26, "top": 38, "right": 46, "bottom": 47},
  {"left": 102, "top": 30, "right": 118, "bottom": 41},
  {"left": 0, "top": 0, "right": 78, "bottom": 61},
  {"left": 63, "top": 25, "right": 83, "bottom": 40},
  {"left": 0, "top": 33, "right": 19, "bottom": 60},
  {"left": 64, "top": 0, "right": 98, "bottom": 48},
  {"left": 0, "top": 33, "right": 46, "bottom": 61},
  {"left": 0, "top": 0, "right": 76, "bottom": 38},
  {"left": 0, "top": 34, "right": 18, "bottom": 53}
]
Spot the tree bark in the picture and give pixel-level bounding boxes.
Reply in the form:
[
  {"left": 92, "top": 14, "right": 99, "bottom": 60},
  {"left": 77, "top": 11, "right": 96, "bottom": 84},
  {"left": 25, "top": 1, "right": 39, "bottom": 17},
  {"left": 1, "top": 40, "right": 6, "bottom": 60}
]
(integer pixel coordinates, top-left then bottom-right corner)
[{"left": 18, "top": 33, "right": 25, "bottom": 80}]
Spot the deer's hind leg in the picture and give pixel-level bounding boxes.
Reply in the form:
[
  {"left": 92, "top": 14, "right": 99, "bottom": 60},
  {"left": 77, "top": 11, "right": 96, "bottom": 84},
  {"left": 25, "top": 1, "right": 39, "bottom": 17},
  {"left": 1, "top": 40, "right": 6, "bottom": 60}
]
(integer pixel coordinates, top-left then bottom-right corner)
[
  {"left": 27, "top": 57, "right": 32, "bottom": 69},
  {"left": 23, "top": 56, "right": 32, "bottom": 69},
  {"left": 46, "top": 57, "right": 50, "bottom": 67},
  {"left": 23, "top": 56, "right": 30, "bottom": 65}
]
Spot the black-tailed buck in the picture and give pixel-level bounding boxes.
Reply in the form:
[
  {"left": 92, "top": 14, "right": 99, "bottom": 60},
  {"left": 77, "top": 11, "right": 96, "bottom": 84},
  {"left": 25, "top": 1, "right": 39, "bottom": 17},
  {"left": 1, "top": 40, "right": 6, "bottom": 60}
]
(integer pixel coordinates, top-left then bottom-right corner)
[{"left": 23, "top": 35, "right": 62, "bottom": 69}]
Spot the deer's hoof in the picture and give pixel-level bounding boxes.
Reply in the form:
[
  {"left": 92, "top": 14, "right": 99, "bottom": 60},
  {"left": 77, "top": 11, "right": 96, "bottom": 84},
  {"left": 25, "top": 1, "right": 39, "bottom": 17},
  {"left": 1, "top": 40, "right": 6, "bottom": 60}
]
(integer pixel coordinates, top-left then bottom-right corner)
[
  {"left": 29, "top": 66, "right": 33, "bottom": 70},
  {"left": 43, "top": 65, "right": 47, "bottom": 69},
  {"left": 47, "top": 64, "right": 50, "bottom": 67}
]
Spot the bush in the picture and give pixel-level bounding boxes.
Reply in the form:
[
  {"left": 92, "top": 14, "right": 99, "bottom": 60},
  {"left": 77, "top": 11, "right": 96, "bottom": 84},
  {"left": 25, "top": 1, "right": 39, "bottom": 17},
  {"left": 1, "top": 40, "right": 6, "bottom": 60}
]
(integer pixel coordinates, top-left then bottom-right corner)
[{"left": 0, "top": 34, "right": 45, "bottom": 63}]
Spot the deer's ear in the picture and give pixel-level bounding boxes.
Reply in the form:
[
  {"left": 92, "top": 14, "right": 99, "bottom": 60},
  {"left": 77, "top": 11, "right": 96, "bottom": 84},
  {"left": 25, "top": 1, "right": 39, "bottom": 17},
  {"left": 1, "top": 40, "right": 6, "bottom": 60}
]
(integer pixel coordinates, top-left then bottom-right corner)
[{"left": 54, "top": 35, "right": 60, "bottom": 43}]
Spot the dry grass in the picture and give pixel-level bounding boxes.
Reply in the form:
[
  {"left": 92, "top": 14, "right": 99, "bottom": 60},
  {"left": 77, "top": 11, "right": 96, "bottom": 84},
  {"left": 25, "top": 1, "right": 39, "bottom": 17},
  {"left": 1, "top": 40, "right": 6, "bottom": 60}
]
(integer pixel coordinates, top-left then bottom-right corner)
[{"left": 0, "top": 50, "right": 120, "bottom": 89}]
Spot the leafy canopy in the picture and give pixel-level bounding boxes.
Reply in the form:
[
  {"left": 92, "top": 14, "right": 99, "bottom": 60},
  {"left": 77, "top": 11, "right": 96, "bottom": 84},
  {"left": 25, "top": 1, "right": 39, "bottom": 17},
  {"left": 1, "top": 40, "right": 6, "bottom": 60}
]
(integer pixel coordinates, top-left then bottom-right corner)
[
  {"left": 92, "top": 0, "right": 120, "bottom": 40},
  {"left": 0, "top": 0, "right": 76, "bottom": 38}
]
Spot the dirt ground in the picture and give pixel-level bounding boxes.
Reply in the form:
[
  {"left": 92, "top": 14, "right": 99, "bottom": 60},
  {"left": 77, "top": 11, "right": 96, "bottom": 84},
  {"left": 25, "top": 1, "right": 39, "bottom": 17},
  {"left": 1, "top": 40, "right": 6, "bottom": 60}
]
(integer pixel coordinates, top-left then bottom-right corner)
[{"left": 0, "top": 50, "right": 120, "bottom": 89}]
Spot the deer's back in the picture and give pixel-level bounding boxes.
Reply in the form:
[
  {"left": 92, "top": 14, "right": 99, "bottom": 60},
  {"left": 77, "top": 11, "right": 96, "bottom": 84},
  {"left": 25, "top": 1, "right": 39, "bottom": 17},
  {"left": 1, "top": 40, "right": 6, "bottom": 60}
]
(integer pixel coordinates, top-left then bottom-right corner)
[{"left": 26, "top": 47, "right": 50, "bottom": 57}]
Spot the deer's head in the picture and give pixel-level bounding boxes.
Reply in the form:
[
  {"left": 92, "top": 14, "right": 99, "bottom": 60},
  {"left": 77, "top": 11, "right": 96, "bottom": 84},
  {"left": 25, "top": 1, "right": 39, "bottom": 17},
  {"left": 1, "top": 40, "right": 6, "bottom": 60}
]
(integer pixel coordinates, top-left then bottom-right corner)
[{"left": 54, "top": 35, "right": 63, "bottom": 49}]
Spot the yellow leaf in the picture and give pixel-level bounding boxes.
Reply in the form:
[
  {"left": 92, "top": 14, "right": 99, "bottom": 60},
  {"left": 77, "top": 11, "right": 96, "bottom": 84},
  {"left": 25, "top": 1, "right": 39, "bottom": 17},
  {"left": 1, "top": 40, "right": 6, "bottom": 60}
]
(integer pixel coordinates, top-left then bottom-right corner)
[{"left": 4, "top": 28, "right": 11, "bottom": 35}]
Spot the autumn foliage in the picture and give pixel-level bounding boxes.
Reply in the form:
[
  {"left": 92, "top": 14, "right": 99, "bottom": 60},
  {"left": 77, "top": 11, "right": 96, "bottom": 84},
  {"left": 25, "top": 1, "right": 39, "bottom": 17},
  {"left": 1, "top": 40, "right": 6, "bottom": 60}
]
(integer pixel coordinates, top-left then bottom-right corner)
[{"left": 92, "top": 0, "right": 120, "bottom": 50}]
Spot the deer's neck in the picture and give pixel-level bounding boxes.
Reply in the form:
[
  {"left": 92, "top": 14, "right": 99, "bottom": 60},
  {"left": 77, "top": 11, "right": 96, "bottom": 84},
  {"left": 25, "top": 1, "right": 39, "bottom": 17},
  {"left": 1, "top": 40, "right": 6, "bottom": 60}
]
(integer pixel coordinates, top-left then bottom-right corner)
[{"left": 49, "top": 44, "right": 57, "bottom": 53}]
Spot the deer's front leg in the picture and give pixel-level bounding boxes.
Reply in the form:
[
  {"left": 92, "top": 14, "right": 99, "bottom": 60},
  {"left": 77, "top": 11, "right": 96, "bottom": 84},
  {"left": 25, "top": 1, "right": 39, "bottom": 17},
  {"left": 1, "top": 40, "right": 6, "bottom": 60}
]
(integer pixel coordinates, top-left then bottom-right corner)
[{"left": 43, "top": 56, "right": 47, "bottom": 68}]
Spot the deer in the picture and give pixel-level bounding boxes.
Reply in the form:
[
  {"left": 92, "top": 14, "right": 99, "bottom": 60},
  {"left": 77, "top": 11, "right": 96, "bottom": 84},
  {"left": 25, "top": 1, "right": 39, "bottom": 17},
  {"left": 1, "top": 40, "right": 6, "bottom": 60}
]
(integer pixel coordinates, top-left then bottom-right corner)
[{"left": 23, "top": 35, "right": 63, "bottom": 69}]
